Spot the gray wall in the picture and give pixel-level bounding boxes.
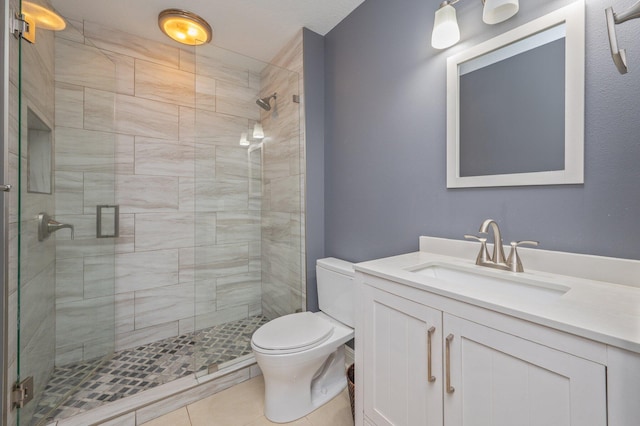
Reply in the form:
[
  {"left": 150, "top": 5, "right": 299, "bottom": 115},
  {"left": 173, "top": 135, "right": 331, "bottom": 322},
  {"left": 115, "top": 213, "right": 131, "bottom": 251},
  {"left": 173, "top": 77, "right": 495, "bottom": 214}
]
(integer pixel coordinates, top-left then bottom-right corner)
[
  {"left": 324, "top": 0, "right": 640, "bottom": 263},
  {"left": 303, "top": 28, "right": 325, "bottom": 312}
]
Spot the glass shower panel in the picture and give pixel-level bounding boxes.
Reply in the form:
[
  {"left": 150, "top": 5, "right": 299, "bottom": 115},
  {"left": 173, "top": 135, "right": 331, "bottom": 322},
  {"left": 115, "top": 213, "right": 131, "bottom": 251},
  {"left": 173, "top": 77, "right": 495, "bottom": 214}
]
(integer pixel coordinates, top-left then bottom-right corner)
[
  {"left": 193, "top": 42, "right": 302, "bottom": 373},
  {"left": 17, "top": 14, "right": 117, "bottom": 425}
]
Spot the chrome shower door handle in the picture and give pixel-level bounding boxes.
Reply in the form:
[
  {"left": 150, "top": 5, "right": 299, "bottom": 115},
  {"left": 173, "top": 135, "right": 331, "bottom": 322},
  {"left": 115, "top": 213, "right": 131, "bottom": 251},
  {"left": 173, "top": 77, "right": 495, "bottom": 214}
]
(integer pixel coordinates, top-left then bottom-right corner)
[{"left": 0, "top": 184, "right": 11, "bottom": 192}]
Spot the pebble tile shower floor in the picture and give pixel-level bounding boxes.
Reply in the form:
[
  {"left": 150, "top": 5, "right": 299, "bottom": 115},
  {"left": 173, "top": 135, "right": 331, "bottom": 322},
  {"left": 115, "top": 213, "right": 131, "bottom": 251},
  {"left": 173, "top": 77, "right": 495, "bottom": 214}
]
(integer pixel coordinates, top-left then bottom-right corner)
[{"left": 31, "top": 315, "right": 268, "bottom": 425}]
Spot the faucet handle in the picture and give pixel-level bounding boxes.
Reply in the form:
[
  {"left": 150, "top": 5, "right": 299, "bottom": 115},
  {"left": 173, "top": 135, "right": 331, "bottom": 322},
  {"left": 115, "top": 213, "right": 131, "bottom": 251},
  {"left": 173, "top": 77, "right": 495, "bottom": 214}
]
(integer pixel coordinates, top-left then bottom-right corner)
[
  {"left": 464, "top": 234, "right": 490, "bottom": 265},
  {"left": 507, "top": 240, "right": 539, "bottom": 272}
]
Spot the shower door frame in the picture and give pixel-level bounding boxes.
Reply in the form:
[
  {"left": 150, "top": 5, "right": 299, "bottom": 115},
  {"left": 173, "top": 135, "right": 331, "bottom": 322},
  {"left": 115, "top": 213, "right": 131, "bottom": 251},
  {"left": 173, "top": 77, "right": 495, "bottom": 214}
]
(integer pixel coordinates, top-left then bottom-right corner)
[{"left": 1, "top": 0, "right": 10, "bottom": 423}]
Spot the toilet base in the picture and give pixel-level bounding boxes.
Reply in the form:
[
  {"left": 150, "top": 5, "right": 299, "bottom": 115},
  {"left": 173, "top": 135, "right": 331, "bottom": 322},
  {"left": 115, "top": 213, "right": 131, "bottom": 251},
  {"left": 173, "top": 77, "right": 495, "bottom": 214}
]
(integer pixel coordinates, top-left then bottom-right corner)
[{"left": 262, "top": 346, "right": 348, "bottom": 423}]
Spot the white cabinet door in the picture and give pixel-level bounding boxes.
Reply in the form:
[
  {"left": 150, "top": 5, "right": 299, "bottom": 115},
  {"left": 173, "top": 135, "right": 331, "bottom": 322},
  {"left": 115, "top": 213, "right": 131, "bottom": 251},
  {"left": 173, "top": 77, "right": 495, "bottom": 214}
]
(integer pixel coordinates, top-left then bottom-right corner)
[
  {"left": 362, "top": 286, "right": 443, "bottom": 426},
  {"left": 443, "top": 314, "right": 607, "bottom": 426}
]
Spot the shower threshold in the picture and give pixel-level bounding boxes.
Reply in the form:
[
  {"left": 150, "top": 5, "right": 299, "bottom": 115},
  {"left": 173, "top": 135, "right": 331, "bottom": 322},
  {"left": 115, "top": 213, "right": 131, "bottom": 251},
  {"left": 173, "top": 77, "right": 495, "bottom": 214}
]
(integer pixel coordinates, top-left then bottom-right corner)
[{"left": 32, "top": 315, "right": 268, "bottom": 425}]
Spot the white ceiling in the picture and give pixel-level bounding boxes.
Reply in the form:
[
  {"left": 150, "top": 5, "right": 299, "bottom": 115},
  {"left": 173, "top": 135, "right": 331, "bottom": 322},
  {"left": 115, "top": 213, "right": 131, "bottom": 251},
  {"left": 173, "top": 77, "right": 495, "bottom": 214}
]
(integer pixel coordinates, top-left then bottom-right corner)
[{"left": 49, "top": 0, "right": 365, "bottom": 63}]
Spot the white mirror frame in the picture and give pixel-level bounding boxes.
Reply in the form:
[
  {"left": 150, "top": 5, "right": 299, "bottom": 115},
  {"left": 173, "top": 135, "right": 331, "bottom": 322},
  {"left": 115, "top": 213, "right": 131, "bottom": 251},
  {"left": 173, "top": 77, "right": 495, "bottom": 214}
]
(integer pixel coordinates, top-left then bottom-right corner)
[{"left": 446, "top": 0, "right": 585, "bottom": 188}]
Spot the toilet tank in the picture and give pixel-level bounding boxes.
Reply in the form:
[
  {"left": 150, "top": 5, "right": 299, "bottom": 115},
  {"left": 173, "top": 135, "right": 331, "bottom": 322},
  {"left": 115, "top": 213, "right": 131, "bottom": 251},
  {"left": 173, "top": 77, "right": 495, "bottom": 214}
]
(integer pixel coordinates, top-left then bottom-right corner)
[{"left": 316, "top": 257, "right": 355, "bottom": 328}]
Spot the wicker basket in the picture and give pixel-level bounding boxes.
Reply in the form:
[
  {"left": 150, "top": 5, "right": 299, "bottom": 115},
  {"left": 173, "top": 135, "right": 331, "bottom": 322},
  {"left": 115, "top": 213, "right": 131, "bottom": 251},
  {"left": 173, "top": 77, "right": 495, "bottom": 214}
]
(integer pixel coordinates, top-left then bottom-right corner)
[{"left": 347, "top": 363, "right": 355, "bottom": 421}]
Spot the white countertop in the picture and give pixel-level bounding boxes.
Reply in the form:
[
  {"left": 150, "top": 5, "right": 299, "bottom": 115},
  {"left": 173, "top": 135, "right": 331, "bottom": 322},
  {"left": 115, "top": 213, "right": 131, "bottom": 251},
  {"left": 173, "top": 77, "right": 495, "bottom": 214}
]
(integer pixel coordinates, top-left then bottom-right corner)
[{"left": 355, "top": 237, "right": 640, "bottom": 354}]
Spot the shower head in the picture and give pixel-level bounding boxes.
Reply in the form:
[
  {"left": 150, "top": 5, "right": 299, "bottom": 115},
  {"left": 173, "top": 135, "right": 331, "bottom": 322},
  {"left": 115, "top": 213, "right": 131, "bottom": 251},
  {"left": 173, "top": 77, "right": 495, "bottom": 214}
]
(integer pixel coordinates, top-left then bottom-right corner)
[{"left": 256, "top": 93, "right": 277, "bottom": 111}]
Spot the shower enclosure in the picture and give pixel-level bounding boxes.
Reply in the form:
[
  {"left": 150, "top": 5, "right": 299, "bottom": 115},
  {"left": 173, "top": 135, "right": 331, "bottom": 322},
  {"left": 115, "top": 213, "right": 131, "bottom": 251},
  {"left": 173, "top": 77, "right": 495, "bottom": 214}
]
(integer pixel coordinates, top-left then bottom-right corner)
[{"left": 8, "top": 1, "right": 305, "bottom": 424}]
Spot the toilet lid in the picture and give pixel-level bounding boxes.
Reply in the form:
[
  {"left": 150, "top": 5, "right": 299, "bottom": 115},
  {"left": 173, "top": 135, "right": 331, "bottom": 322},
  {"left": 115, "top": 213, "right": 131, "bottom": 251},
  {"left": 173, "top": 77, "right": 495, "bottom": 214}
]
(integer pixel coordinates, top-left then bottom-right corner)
[{"left": 252, "top": 312, "right": 334, "bottom": 352}]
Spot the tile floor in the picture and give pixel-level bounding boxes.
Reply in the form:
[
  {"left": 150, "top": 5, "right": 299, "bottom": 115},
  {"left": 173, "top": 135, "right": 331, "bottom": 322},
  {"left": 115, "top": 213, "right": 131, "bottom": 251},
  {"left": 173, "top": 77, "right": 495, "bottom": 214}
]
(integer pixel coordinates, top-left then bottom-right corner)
[
  {"left": 32, "top": 316, "right": 268, "bottom": 425},
  {"left": 141, "top": 376, "right": 354, "bottom": 426}
]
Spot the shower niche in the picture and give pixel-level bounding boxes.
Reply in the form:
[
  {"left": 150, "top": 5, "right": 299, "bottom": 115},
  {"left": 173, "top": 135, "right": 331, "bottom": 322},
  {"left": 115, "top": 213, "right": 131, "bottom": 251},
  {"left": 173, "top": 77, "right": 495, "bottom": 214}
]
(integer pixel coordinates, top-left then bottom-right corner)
[{"left": 26, "top": 108, "right": 52, "bottom": 194}]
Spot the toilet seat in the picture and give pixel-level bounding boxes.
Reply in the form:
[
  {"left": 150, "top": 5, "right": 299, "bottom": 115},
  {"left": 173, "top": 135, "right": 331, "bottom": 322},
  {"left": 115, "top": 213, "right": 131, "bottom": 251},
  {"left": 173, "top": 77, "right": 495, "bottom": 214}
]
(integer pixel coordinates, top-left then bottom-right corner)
[{"left": 252, "top": 312, "right": 334, "bottom": 354}]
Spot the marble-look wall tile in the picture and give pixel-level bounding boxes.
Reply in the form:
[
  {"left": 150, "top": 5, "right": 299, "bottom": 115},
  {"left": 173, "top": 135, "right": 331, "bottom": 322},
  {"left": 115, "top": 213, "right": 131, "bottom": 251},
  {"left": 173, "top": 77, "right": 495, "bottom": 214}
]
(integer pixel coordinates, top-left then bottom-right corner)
[
  {"left": 115, "top": 94, "right": 180, "bottom": 140},
  {"left": 195, "top": 143, "right": 216, "bottom": 177},
  {"left": 179, "top": 247, "right": 195, "bottom": 284},
  {"left": 56, "top": 234, "right": 119, "bottom": 260},
  {"left": 84, "top": 21, "right": 180, "bottom": 69},
  {"left": 134, "top": 213, "right": 195, "bottom": 251},
  {"left": 84, "top": 88, "right": 116, "bottom": 132},
  {"left": 270, "top": 175, "right": 301, "bottom": 214},
  {"left": 84, "top": 172, "right": 116, "bottom": 213},
  {"left": 102, "top": 51, "right": 135, "bottom": 95},
  {"left": 21, "top": 263, "right": 55, "bottom": 351},
  {"left": 135, "top": 60, "right": 195, "bottom": 107},
  {"left": 116, "top": 213, "right": 135, "bottom": 254},
  {"left": 116, "top": 175, "right": 179, "bottom": 213},
  {"left": 215, "top": 81, "right": 260, "bottom": 121},
  {"left": 55, "top": 343, "right": 84, "bottom": 366},
  {"left": 195, "top": 212, "right": 217, "bottom": 247},
  {"left": 55, "top": 126, "right": 115, "bottom": 173},
  {"left": 115, "top": 249, "right": 179, "bottom": 293},
  {"left": 179, "top": 317, "right": 196, "bottom": 335},
  {"left": 180, "top": 48, "right": 196, "bottom": 73},
  {"left": 195, "top": 306, "right": 248, "bottom": 330},
  {"left": 195, "top": 109, "right": 248, "bottom": 146},
  {"left": 215, "top": 146, "right": 250, "bottom": 179},
  {"left": 55, "top": 171, "right": 84, "bottom": 215},
  {"left": 195, "top": 279, "right": 216, "bottom": 316},
  {"left": 134, "top": 138, "right": 195, "bottom": 177},
  {"left": 55, "top": 37, "right": 116, "bottom": 92},
  {"left": 56, "top": 18, "right": 85, "bottom": 44},
  {"left": 84, "top": 254, "right": 115, "bottom": 299},
  {"left": 55, "top": 82, "right": 84, "bottom": 129},
  {"left": 134, "top": 283, "right": 195, "bottom": 329},
  {"left": 196, "top": 75, "right": 216, "bottom": 111},
  {"left": 216, "top": 272, "right": 261, "bottom": 310},
  {"left": 196, "top": 54, "right": 251, "bottom": 87},
  {"left": 116, "top": 321, "right": 180, "bottom": 351},
  {"left": 179, "top": 107, "right": 196, "bottom": 143},
  {"left": 56, "top": 295, "right": 114, "bottom": 350},
  {"left": 115, "top": 292, "right": 135, "bottom": 334},
  {"left": 56, "top": 257, "right": 84, "bottom": 303},
  {"left": 179, "top": 177, "right": 195, "bottom": 212},
  {"left": 195, "top": 178, "right": 248, "bottom": 212},
  {"left": 194, "top": 243, "right": 249, "bottom": 282},
  {"left": 216, "top": 211, "right": 260, "bottom": 244},
  {"left": 116, "top": 134, "right": 135, "bottom": 174}
]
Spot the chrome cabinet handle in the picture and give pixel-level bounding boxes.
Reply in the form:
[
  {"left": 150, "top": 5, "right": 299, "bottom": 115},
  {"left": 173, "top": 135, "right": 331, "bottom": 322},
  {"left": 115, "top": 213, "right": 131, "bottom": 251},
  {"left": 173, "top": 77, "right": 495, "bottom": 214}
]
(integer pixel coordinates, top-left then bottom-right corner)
[
  {"left": 427, "top": 326, "right": 436, "bottom": 383},
  {"left": 0, "top": 184, "right": 11, "bottom": 192},
  {"left": 445, "top": 333, "right": 455, "bottom": 394}
]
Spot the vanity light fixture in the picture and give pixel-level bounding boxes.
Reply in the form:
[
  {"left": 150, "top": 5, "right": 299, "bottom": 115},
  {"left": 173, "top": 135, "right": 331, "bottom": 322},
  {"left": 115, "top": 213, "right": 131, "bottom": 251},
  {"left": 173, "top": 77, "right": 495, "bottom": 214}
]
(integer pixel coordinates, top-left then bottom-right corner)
[
  {"left": 158, "top": 9, "right": 212, "bottom": 46},
  {"left": 253, "top": 122, "right": 265, "bottom": 140},
  {"left": 431, "top": 0, "right": 519, "bottom": 49}
]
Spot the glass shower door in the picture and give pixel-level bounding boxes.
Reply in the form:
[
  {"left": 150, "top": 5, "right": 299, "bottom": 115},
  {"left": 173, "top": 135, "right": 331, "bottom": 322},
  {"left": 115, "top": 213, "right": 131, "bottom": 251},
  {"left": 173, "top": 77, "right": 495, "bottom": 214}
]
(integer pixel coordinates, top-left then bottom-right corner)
[
  {"left": 15, "top": 11, "right": 117, "bottom": 425},
  {"left": 192, "top": 40, "right": 303, "bottom": 373}
]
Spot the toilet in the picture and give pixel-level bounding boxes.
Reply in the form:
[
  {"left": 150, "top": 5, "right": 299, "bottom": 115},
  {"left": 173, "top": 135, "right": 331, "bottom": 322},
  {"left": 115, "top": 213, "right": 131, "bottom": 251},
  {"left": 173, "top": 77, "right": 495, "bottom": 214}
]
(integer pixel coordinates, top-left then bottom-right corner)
[{"left": 251, "top": 257, "right": 355, "bottom": 423}]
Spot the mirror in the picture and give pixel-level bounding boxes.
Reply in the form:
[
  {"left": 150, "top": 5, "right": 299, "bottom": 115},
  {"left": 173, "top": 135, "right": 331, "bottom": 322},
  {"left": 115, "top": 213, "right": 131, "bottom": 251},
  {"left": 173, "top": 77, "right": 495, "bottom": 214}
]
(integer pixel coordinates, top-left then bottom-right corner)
[{"left": 446, "top": 0, "right": 585, "bottom": 188}]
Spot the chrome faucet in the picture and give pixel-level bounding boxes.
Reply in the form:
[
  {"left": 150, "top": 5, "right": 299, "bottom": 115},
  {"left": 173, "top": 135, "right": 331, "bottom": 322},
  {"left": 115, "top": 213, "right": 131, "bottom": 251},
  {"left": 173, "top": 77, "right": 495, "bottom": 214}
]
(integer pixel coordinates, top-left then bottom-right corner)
[{"left": 465, "top": 219, "right": 538, "bottom": 272}]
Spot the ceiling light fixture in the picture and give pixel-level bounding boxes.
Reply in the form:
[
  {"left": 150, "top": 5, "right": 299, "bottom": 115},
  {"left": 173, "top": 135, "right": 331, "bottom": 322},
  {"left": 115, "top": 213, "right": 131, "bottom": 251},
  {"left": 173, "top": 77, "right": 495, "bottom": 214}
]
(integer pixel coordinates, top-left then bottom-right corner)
[
  {"left": 158, "top": 9, "right": 212, "bottom": 46},
  {"left": 19, "top": 2, "right": 66, "bottom": 43},
  {"left": 431, "top": 0, "right": 519, "bottom": 49}
]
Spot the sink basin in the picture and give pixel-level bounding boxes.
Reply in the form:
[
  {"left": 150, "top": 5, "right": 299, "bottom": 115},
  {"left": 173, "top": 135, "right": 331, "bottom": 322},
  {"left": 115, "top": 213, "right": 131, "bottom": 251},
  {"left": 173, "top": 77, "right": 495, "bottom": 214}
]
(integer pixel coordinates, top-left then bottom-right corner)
[{"left": 411, "top": 264, "right": 570, "bottom": 303}]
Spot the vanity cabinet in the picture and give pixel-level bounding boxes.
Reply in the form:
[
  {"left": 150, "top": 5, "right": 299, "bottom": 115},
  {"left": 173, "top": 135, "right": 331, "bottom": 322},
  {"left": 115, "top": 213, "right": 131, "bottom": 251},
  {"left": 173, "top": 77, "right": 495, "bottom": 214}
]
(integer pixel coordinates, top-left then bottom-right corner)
[
  {"left": 444, "top": 314, "right": 606, "bottom": 426},
  {"left": 361, "top": 285, "right": 443, "bottom": 426},
  {"left": 357, "top": 277, "right": 607, "bottom": 426}
]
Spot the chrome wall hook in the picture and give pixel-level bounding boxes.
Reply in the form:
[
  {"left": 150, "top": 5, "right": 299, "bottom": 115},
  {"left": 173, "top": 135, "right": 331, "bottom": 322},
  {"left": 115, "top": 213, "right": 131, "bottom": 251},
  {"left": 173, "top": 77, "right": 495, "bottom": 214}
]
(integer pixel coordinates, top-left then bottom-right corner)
[{"left": 606, "top": 1, "right": 640, "bottom": 74}]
